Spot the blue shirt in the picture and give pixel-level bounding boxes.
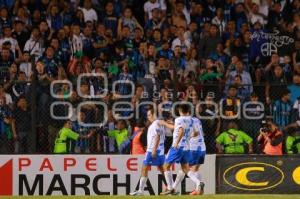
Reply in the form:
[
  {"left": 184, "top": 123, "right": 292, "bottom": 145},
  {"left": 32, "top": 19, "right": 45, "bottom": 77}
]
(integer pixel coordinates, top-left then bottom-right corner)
[
  {"left": 288, "top": 84, "right": 300, "bottom": 104},
  {"left": 72, "top": 122, "right": 91, "bottom": 149},
  {"left": 273, "top": 100, "right": 293, "bottom": 128}
]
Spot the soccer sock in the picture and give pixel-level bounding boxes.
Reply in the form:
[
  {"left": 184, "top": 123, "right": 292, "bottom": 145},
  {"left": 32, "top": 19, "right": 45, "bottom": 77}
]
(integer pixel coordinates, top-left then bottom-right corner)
[
  {"left": 187, "top": 171, "right": 201, "bottom": 189},
  {"left": 172, "top": 170, "right": 185, "bottom": 190},
  {"left": 196, "top": 172, "right": 202, "bottom": 181},
  {"left": 138, "top": 177, "right": 148, "bottom": 192},
  {"left": 164, "top": 171, "right": 174, "bottom": 190}
]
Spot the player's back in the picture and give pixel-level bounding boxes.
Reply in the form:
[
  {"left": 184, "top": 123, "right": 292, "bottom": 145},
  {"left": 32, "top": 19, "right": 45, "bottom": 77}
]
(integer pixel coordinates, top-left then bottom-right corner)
[
  {"left": 146, "top": 120, "right": 165, "bottom": 155},
  {"left": 190, "top": 117, "right": 206, "bottom": 152},
  {"left": 172, "top": 116, "right": 193, "bottom": 149}
]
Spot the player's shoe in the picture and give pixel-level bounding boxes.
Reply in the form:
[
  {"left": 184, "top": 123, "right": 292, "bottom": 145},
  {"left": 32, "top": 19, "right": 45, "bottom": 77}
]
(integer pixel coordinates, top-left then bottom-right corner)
[
  {"left": 130, "top": 190, "right": 144, "bottom": 196},
  {"left": 160, "top": 189, "right": 177, "bottom": 195},
  {"left": 190, "top": 182, "right": 205, "bottom": 195}
]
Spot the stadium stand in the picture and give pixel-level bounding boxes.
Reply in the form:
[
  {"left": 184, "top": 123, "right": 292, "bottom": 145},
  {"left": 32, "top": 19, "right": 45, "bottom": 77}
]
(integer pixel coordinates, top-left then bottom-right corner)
[{"left": 0, "top": 0, "right": 300, "bottom": 155}]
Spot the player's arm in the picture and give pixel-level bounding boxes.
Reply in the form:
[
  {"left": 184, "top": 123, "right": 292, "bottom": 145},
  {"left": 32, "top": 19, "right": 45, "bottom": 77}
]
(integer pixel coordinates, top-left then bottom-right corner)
[
  {"left": 152, "top": 134, "right": 160, "bottom": 158},
  {"left": 173, "top": 127, "right": 184, "bottom": 149},
  {"left": 159, "top": 120, "right": 174, "bottom": 129}
]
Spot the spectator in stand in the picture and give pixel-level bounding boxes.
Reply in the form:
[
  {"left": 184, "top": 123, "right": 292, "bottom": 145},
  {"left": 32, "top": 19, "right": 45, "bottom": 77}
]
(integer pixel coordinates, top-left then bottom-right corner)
[
  {"left": 72, "top": 111, "right": 94, "bottom": 154},
  {"left": 79, "top": 0, "right": 98, "bottom": 24},
  {"left": 131, "top": 119, "right": 147, "bottom": 155},
  {"left": 288, "top": 73, "right": 300, "bottom": 104},
  {"left": 103, "top": 119, "right": 129, "bottom": 154},
  {"left": 11, "top": 96, "right": 30, "bottom": 153},
  {"left": 216, "top": 121, "right": 253, "bottom": 154},
  {"left": 0, "top": 24, "right": 22, "bottom": 58},
  {"left": 285, "top": 127, "right": 300, "bottom": 154},
  {"left": 273, "top": 89, "right": 293, "bottom": 128},
  {"left": 265, "top": 54, "right": 289, "bottom": 102},
  {"left": 199, "top": 24, "right": 222, "bottom": 59},
  {"left": 23, "top": 26, "right": 42, "bottom": 59},
  {"left": 0, "top": 0, "right": 300, "bottom": 154},
  {"left": 242, "top": 92, "right": 264, "bottom": 148},
  {"left": 198, "top": 94, "right": 220, "bottom": 153},
  {"left": 0, "top": 97, "right": 12, "bottom": 153},
  {"left": 144, "top": 0, "right": 167, "bottom": 21},
  {"left": 220, "top": 85, "right": 241, "bottom": 129},
  {"left": 257, "top": 120, "right": 283, "bottom": 155}
]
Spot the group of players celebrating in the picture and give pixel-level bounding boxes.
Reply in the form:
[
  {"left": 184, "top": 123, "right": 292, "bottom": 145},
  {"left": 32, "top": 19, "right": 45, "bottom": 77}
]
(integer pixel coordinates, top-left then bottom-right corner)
[{"left": 130, "top": 104, "right": 206, "bottom": 196}]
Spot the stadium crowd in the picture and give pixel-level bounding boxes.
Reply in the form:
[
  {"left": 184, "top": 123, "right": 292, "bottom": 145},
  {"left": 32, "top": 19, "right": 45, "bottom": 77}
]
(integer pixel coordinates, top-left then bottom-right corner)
[{"left": 0, "top": 0, "right": 300, "bottom": 155}]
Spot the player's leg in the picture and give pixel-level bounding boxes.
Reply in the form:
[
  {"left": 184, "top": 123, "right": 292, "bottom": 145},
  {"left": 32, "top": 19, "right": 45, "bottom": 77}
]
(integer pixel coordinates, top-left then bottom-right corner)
[
  {"left": 172, "top": 169, "right": 186, "bottom": 191},
  {"left": 130, "top": 152, "right": 153, "bottom": 196},
  {"left": 163, "top": 163, "right": 174, "bottom": 191},
  {"left": 189, "top": 151, "right": 206, "bottom": 195},
  {"left": 130, "top": 165, "right": 149, "bottom": 196},
  {"left": 160, "top": 147, "right": 182, "bottom": 195},
  {"left": 172, "top": 149, "right": 192, "bottom": 192}
]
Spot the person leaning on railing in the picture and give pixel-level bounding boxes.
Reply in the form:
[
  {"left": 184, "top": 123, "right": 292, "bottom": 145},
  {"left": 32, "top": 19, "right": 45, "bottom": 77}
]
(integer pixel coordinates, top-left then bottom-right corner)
[
  {"left": 53, "top": 120, "right": 91, "bottom": 154},
  {"left": 216, "top": 121, "right": 253, "bottom": 154},
  {"left": 284, "top": 126, "right": 300, "bottom": 154}
]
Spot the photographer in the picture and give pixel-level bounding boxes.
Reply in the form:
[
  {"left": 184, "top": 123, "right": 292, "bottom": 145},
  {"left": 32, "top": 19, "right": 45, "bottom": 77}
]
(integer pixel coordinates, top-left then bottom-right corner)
[{"left": 257, "top": 120, "right": 283, "bottom": 155}]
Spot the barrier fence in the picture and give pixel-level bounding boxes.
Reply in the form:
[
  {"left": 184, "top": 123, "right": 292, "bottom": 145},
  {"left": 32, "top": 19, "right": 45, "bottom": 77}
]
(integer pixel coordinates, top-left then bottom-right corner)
[
  {"left": 0, "top": 154, "right": 216, "bottom": 196},
  {"left": 0, "top": 83, "right": 296, "bottom": 154},
  {"left": 216, "top": 155, "right": 300, "bottom": 194}
]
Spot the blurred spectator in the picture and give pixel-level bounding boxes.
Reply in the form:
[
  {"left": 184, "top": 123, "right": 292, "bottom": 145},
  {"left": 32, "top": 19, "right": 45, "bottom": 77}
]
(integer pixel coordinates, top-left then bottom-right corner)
[
  {"left": 225, "top": 60, "right": 253, "bottom": 101},
  {"left": 72, "top": 111, "right": 94, "bottom": 154},
  {"left": 144, "top": 0, "right": 167, "bottom": 21},
  {"left": 242, "top": 92, "right": 264, "bottom": 150},
  {"left": 273, "top": 89, "right": 293, "bottom": 128},
  {"left": 198, "top": 94, "right": 220, "bottom": 153},
  {"left": 216, "top": 121, "right": 253, "bottom": 154},
  {"left": 257, "top": 120, "right": 283, "bottom": 155},
  {"left": 131, "top": 119, "right": 147, "bottom": 155},
  {"left": 23, "top": 26, "right": 42, "bottom": 59},
  {"left": 220, "top": 85, "right": 241, "bottom": 129},
  {"left": 288, "top": 73, "right": 300, "bottom": 104},
  {"left": 12, "top": 96, "right": 30, "bottom": 153},
  {"left": 0, "top": 96, "right": 12, "bottom": 153},
  {"left": 285, "top": 127, "right": 300, "bottom": 154},
  {"left": 103, "top": 119, "right": 129, "bottom": 154},
  {"left": 199, "top": 24, "right": 222, "bottom": 58},
  {"left": 79, "top": 0, "right": 98, "bottom": 24},
  {"left": 98, "top": 110, "right": 117, "bottom": 153}
]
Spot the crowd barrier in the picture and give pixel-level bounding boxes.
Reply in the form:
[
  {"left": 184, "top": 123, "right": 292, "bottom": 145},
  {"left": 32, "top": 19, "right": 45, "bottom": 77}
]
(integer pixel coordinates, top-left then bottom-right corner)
[
  {"left": 216, "top": 155, "right": 300, "bottom": 194},
  {"left": 0, "top": 155, "right": 216, "bottom": 196},
  {"left": 1, "top": 154, "right": 299, "bottom": 196}
]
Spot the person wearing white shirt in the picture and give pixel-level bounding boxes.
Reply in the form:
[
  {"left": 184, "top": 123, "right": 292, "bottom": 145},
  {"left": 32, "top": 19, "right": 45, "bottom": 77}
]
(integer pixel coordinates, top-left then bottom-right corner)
[
  {"left": 144, "top": 0, "right": 167, "bottom": 20},
  {"left": 130, "top": 107, "right": 166, "bottom": 196},
  {"left": 0, "top": 26, "right": 21, "bottom": 58},
  {"left": 80, "top": 0, "right": 98, "bottom": 23},
  {"left": 212, "top": 8, "right": 226, "bottom": 34},
  {"left": 160, "top": 104, "right": 203, "bottom": 195},
  {"left": 19, "top": 52, "right": 32, "bottom": 80},
  {"left": 171, "top": 26, "right": 191, "bottom": 54},
  {"left": 23, "top": 27, "right": 43, "bottom": 60}
]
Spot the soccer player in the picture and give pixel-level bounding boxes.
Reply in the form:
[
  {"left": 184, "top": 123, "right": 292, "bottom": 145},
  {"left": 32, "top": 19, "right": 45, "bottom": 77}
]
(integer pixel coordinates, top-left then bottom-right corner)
[
  {"left": 188, "top": 116, "right": 206, "bottom": 195},
  {"left": 130, "top": 107, "right": 166, "bottom": 196},
  {"left": 160, "top": 104, "right": 202, "bottom": 195}
]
